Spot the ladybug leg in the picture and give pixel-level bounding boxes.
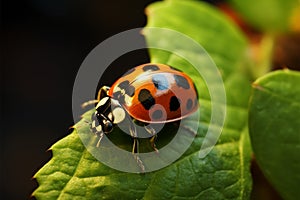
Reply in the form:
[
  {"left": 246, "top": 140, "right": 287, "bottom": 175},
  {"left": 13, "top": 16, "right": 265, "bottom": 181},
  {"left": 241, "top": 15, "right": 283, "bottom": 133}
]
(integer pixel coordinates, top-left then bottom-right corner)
[
  {"left": 144, "top": 125, "right": 159, "bottom": 153},
  {"left": 129, "top": 121, "right": 138, "bottom": 150},
  {"left": 96, "top": 132, "right": 104, "bottom": 148},
  {"left": 150, "top": 135, "right": 158, "bottom": 153},
  {"left": 129, "top": 123, "right": 145, "bottom": 172},
  {"left": 132, "top": 138, "right": 145, "bottom": 172}
]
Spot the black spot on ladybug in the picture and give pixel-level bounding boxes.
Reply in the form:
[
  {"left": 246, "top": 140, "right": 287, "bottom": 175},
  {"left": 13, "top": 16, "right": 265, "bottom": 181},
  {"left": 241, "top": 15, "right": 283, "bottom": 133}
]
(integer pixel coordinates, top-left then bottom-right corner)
[
  {"left": 143, "top": 64, "right": 160, "bottom": 72},
  {"left": 123, "top": 68, "right": 135, "bottom": 76},
  {"left": 112, "top": 91, "right": 123, "bottom": 103},
  {"left": 186, "top": 99, "right": 193, "bottom": 110},
  {"left": 152, "top": 110, "right": 163, "bottom": 120},
  {"left": 152, "top": 74, "right": 169, "bottom": 90},
  {"left": 138, "top": 89, "right": 155, "bottom": 110},
  {"left": 118, "top": 80, "right": 135, "bottom": 97},
  {"left": 118, "top": 80, "right": 130, "bottom": 90},
  {"left": 169, "top": 96, "right": 180, "bottom": 111},
  {"left": 127, "top": 86, "right": 135, "bottom": 97},
  {"left": 174, "top": 75, "right": 190, "bottom": 89}
]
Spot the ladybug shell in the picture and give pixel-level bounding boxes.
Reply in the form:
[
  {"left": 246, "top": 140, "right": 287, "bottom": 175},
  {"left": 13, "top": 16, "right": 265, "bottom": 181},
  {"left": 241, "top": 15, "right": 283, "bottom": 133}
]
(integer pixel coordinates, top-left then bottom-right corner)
[{"left": 108, "top": 63, "right": 198, "bottom": 123}]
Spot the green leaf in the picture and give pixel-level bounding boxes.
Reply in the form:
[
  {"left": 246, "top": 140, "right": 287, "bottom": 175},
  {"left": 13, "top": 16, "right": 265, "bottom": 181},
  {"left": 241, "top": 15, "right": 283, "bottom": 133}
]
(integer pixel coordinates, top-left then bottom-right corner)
[
  {"left": 144, "top": 0, "right": 252, "bottom": 198},
  {"left": 146, "top": 0, "right": 249, "bottom": 79},
  {"left": 249, "top": 69, "right": 300, "bottom": 200},
  {"left": 33, "top": 111, "right": 154, "bottom": 200},
  {"left": 228, "top": 0, "right": 300, "bottom": 32},
  {"left": 34, "top": 0, "right": 253, "bottom": 199}
]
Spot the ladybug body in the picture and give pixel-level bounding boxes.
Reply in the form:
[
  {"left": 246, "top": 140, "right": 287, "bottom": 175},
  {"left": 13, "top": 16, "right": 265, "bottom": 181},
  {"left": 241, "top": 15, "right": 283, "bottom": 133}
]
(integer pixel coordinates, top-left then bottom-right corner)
[
  {"left": 108, "top": 63, "right": 198, "bottom": 123},
  {"left": 88, "top": 63, "right": 199, "bottom": 171}
]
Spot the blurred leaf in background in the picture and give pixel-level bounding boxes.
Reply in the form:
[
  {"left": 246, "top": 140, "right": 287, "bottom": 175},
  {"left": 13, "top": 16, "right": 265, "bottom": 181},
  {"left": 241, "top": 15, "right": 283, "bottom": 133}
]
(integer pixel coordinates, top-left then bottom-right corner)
[
  {"left": 227, "top": 0, "right": 300, "bottom": 33},
  {"left": 249, "top": 70, "right": 300, "bottom": 200}
]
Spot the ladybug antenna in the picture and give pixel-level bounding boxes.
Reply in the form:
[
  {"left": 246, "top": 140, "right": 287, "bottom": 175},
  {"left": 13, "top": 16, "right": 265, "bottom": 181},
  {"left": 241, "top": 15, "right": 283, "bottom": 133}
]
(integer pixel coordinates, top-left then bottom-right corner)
[{"left": 81, "top": 100, "right": 99, "bottom": 109}]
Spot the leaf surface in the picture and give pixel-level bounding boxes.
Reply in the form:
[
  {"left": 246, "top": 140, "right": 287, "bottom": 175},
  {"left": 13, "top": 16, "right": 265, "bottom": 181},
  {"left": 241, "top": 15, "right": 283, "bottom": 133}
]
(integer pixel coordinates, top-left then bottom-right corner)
[
  {"left": 34, "top": 1, "right": 253, "bottom": 199},
  {"left": 249, "top": 69, "right": 300, "bottom": 200}
]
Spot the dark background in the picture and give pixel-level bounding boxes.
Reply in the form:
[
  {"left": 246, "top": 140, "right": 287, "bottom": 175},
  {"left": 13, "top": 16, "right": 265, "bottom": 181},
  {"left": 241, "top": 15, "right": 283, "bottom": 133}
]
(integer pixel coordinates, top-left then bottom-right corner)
[{"left": 1, "top": 0, "right": 157, "bottom": 199}]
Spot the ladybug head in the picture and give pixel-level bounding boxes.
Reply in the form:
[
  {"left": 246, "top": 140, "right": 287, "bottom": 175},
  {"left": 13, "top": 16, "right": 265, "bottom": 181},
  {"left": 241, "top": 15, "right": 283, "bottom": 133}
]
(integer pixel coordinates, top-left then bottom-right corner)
[{"left": 90, "top": 96, "right": 126, "bottom": 135}]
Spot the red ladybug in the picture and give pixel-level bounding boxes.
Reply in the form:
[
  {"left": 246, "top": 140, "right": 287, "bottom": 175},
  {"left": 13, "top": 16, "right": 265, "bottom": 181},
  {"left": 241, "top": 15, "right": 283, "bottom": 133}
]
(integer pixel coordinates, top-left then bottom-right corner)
[{"left": 85, "top": 63, "right": 199, "bottom": 171}]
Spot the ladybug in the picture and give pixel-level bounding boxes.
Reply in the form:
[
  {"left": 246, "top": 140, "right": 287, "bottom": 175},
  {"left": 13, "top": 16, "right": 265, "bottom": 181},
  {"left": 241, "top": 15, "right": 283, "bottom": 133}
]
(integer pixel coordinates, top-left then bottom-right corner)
[{"left": 83, "top": 63, "right": 198, "bottom": 171}]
